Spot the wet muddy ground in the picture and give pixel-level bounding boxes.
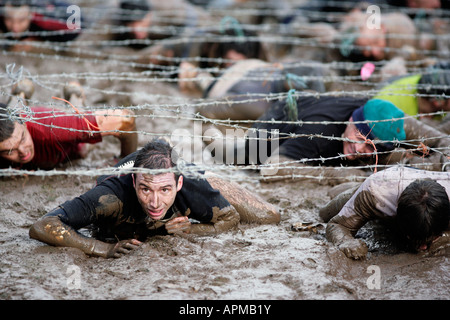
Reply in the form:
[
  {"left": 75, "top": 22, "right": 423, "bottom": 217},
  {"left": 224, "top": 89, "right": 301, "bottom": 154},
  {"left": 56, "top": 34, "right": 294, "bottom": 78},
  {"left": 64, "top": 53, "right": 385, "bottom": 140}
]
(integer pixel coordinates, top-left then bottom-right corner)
[
  {"left": 0, "top": 15, "right": 449, "bottom": 301},
  {"left": 1, "top": 172, "right": 449, "bottom": 300}
]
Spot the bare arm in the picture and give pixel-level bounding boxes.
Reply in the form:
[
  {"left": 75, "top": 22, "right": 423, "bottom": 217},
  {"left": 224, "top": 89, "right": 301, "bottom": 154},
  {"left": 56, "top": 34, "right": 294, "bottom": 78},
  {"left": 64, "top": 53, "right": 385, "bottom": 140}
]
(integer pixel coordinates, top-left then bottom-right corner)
[
  {"left": 29, "top": 216, "right": 141, "bottom": 258},
  {"left": 178, "top": 61, "right": 214, "bottom": 94},
  {"left": 95, "top": 109, "right": 138, "bottom": 158}
]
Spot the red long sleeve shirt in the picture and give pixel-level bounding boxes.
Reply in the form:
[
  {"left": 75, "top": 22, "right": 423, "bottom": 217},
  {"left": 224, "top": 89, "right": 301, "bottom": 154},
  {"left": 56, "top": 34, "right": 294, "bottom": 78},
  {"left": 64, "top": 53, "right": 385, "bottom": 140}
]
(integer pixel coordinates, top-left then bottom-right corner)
[{"left": 24, "top": 106, "right": 101, "bottom": 169}]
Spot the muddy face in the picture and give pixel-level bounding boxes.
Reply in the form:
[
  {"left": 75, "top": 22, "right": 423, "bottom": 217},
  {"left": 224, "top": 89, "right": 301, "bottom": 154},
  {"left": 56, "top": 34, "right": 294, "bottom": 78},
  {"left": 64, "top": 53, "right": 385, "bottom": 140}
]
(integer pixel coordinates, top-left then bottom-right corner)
[
  {"left": 133, "top": 172, "right": 183, "bottom": 221},
  {"left": 355, "top": 25, "right": 387, "bottom": 61},
  {"left": 3, "top": 5, "right": 32, "bottom": 35},
  {"left": 342, "top": 119, "right": 375, "bottom": 161},
  {"left": 0, "top": 122, "right": 35, "bottom": 164}
]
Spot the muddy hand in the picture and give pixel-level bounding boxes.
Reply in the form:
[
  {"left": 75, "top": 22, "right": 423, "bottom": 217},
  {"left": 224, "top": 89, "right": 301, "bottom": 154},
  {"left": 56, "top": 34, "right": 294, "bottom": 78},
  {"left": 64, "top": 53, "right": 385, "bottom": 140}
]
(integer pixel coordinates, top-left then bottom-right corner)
[
  {"left": 423, "top": 233, "right": 450, "bottom": 257},
  {"left": 11, "top": 79, "right": 34, "bottom": 99},
  {"left": 165, "top": 216, "right": 191, "bottom": 234},
  {"left": 105, "top": 239, "right": 142, "bottom": 258},
  {"left": 178, "top": 61, "right": 198, "bottom": 92},
  {"left": 338, "top": 239, "right": 368, "bottom": 260}
]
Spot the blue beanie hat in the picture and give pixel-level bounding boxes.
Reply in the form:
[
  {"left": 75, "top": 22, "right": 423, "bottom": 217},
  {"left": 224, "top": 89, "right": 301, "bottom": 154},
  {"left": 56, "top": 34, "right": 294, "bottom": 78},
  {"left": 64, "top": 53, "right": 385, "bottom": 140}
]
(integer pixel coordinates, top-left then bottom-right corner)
[{"left": 352, "top": 99, "right": 406, "bottom": 151}]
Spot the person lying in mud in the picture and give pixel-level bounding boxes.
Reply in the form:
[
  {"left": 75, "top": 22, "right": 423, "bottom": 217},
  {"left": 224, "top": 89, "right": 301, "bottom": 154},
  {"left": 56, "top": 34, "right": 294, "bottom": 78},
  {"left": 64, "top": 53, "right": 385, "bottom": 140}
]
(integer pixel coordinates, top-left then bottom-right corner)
[
  {"left": 179, "top": 58, "right": 330, "bottom": 121},
  {"left": 243, "top": 96, "right": 450, "bottom": 185},
  {"left": 106, "top": 0, "right": 216, "bottom": 67},
  {"left": 0, "top": 0, "right": 82, "bottom": 51},
  {"left": 373, "top": 62, "right": 450, "bottom": 132},
  {"left": 319, "top": 166, "right": 450, "bottom": 260},
  {"left": 174, "top": 23, "right": 269, "bottom": 90},
  {"left": 111, "top": 0, "right": 212, "bottom": 49},
  {"left": 336, "top": 9, "right": 442, "bottom": 62},
  {"left": 0, "top": 80, "right": 137, "bottom": 170},
  {"left": 29, "top": 139, "right": 280, "bottom": 258}
]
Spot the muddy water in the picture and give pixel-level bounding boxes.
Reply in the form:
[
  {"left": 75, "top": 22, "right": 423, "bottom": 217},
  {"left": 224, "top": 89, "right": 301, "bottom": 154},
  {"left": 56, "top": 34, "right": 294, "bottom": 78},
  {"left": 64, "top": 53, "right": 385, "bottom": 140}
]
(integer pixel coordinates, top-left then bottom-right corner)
[
  {"left": 0, "top": 32, "right": 449, "bottom": 301},
  {"left": 1, "top": 173, "right": 448, "bottom": 300}
]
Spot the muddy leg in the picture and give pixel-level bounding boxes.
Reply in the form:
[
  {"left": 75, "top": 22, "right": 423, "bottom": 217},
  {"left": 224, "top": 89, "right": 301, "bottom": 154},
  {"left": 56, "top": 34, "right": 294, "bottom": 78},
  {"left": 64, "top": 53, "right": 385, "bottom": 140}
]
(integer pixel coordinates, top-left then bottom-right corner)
[{"left": 206, "top": 175, "right": 280, "bottom": 224}]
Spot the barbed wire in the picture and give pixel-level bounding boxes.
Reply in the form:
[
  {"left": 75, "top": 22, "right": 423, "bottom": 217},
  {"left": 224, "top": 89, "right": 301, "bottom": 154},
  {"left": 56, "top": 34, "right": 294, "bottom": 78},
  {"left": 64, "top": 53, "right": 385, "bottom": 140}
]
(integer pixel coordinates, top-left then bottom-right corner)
[{"left": 1, "top": 2, "right": 450, "bottom": 181}]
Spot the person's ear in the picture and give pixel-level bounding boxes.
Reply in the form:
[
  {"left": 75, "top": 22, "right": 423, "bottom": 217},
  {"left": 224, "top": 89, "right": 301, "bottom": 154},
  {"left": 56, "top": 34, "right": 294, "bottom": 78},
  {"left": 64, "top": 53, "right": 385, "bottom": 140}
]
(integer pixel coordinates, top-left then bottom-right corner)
[
  {"left": 132, "top": 173, "right": 136, "bottom": 188},
  {"left": 177, "top": 175, "right": 183, "bottom": 192}
]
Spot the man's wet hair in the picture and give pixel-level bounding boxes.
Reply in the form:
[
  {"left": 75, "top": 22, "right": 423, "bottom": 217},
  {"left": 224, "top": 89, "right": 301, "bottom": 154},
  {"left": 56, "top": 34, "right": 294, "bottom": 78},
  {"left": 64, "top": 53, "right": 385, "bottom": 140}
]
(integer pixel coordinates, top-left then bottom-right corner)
[
  {"left": 396, "top": 179, "right": 450, "bottom": 251},
  {"left": 0, "top": 103, "right": 15, "bottom": 143},
  {"left": 133, "top": 139, "right": 180, "bottom": 182}
]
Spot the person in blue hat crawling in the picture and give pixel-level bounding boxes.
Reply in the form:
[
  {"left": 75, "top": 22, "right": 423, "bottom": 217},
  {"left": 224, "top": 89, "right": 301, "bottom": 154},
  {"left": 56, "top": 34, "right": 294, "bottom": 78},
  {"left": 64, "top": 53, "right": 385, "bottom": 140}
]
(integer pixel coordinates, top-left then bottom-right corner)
[{"left": 239, "top": 95, "right": 450, "bottom": 185}]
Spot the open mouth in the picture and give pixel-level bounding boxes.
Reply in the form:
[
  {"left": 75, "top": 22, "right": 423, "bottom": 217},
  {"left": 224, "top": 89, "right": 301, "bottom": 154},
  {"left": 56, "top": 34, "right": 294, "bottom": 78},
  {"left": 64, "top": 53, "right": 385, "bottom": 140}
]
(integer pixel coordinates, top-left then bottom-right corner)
[
  {"left": 21, "top": 151, "right": 32, "bottom": 162},
  {"left": 147, "top": 208, "right": 165, "bottom": 220}
]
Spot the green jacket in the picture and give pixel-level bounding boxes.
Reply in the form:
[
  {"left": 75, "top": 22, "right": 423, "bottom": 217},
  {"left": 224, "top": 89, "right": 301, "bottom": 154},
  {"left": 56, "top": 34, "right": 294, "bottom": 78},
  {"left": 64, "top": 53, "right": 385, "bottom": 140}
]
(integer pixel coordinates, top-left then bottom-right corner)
[{"left": 374, "top": 75, "right": 422, "bottom": 116}]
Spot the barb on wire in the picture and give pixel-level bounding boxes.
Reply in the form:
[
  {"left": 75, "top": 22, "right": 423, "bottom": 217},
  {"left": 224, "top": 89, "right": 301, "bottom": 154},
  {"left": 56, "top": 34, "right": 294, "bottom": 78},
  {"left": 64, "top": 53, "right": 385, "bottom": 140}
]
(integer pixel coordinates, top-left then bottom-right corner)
[{"left": 5, "top": 64, "right": 23, "bottom": 84}]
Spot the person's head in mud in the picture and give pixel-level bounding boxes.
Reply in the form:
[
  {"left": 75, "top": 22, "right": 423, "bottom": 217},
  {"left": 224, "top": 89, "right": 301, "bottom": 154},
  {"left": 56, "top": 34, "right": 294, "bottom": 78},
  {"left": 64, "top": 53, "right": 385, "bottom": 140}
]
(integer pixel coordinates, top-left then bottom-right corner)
[
  {"left": 116, "top": 0, "right": 152, "bottom": 42},
  {"left": 416, "top": 64, "right": 450, "bottom": 116},
  {"left": 132, "top": 139, "right": 183, "bottom": 221},
  {"left": 342, "top": 99, "right": 406, "bottom": 160},
  {"left": 199, "top": 26, "right": 267, "bottom": 69},
  {"left": 0, "top": 103, "right": 34, "bottom": 165},
  {"left": 0, "top": 0, "right": 32, "bottom": 37},
  {"left": 398, "top": 0, "right": 441, "bottom": 9},
  {"left": 396, "top": 179, "right": 450, "bottom": 252},
  {"left": 338, "top": 23, "right": 386, "bottom": 62}
]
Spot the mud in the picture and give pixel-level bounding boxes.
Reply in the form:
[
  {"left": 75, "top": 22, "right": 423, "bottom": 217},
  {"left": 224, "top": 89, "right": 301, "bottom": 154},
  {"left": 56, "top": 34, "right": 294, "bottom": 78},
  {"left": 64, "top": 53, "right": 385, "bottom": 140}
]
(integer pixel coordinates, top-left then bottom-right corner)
[
  {"left": 0, "top": 12, "right": 449, "bottom": 300},
  {"left": 1, "top": 172, "right": 449, "bottom": 300}
]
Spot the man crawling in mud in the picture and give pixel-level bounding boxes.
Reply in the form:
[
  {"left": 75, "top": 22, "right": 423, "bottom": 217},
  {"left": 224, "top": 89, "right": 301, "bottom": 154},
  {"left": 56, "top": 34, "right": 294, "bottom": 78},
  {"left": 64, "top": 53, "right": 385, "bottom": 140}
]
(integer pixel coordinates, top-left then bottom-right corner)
[{"left": 29, "top": 139, "right": 279, "bottom": 258}]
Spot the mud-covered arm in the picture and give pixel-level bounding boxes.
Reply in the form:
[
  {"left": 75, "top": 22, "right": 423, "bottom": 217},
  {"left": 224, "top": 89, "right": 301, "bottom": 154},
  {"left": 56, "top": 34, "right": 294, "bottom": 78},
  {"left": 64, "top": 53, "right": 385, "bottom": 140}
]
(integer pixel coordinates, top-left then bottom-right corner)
[
  {"left": 403, "top": 117, "right": 450, "bottom": 155},
  {"left": 29, "top": 215, "right": 107, "bottom": 256},
  {"left": 29, "top": 215, "right": 141, "bottom": 258},
  {"left": 189, "top": 205, "right": 240, "bottom": 235},
  {"left": 29, "top": 187, "right": 142, "bottom": 259},
  {"left": 424, "top": 230, "right": 450, "bottom": 257},
  {"left": 326, "top": 190, "right": 381, "bottom": 259},
  {"left": 319, "top": 184, "right": 361, "bottom": 222},
  {"left": 402, "top": 117, "right": 450, "bottom": 171}
]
